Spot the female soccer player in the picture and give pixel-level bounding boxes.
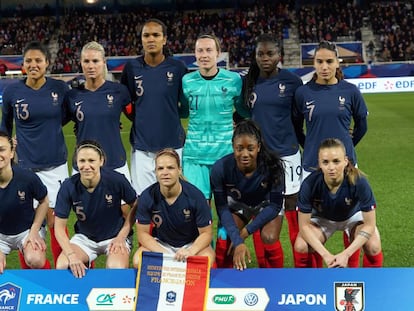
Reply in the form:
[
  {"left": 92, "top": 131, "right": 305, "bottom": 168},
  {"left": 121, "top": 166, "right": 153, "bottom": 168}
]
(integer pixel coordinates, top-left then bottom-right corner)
[
  {"left": 294, "top": 40, "right": 369, "bottom": 267},
  {"left": 181, "top": 33, "right": 248, "bottom": 200},
  {"left": 120, "top": 18, "right": 188, "bottom": 195},
  {"left": 181, "top": 34, "right": 249, "bottom": 267},
  {"left": 0, "top": 131, "right": 51, "bottom": 273},
  {"left": 1, "top": 41, "right": 70, "bottom": 266},
  {"left": 210, "top": 120, "right": 285, "bottom": 270},
  {"left": 54, "top": 140, "right": 138, "bottom": 278},
  {"left": 243, "top": 33, "right": 303, "bottom": 265},
  {"left": 65, "top": 41, "right": 131, "bottom": 180},
  {"left": 294, "top": 138, "right": 383, "bottom": 268},
  {"left": 133, "top": 148, "right": 215, "bottom": 268},
  {"left": 294, "top": 40, "right": 368, "bottom": 179}
]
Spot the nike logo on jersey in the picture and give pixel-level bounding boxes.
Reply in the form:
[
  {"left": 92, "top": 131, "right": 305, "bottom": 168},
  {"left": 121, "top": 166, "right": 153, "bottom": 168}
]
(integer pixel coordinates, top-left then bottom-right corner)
[
  {"left": 134, "top": 75, "right": 143, "bottom": 79},
  {"left": 75, "top": 101, "right": 83, "bottom": 106},
  {"left": 305, "top": 100, "right": 315, "bottom": 106},
  {"left": 16, "top": 99, "right": 25, "bottom": 103}
]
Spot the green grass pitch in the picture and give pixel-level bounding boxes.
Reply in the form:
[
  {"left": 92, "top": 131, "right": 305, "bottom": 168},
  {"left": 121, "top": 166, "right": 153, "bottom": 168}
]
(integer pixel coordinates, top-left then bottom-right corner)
[{"left": 4, "top": 91, "right": 414, "bottom": 269}]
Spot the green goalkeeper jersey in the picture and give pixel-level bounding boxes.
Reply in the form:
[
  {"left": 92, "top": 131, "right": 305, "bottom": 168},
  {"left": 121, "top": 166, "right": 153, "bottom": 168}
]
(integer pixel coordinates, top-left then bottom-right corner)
[{"left": 182, "top": 69, "right": 243, "bottom": 164}]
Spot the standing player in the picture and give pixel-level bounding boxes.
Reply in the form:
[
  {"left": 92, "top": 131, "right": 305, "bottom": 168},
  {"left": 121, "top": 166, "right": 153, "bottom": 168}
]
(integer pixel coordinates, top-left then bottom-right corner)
[
  {"left": 54, "top": 140, "right": 138, "bottom": 278},
  {"left": 133, "top": 148, "right": 215, "bottom": 268},
  {"left": 243, "top": 33, "right": 303, "bottom": 265},
  {"left": 294, "top": 40, "right": 368, "bottom": 267},
  {"left": 211, "top": 120, "right": 285, "bottom": 270},
  {"left": 65, "top": 41, "right": 131, "bottom": 181},
  {"left": 181, "top": 34, "right": 248, "bottom": 199},
  {"left": 1, "top": 41, "right": 70, "bottom": 266},
  {"left": 120, "top": 18, "right": 187, "bottom": 195},
  {"left": 180, "top": 34, "right": 249, "bottom": 267},
  {"left": 0, "top": 131, "right": 51, "bottom": 273},
  {"left": 294, "top": 138, "right": 383, "bottom": 268}
]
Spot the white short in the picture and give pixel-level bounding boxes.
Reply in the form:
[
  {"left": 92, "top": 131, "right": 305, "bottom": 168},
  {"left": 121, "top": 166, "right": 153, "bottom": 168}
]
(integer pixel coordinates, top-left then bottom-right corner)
[
  {"left": 70, "top": 233, "right": 132, "bottom": 263},
  {"left": 302, "top": 169, "right": 313, "bottom": 182},
  {"left": 155, "top": 238, "right": 193, "bottom": 254},
  {"left": 130, "top": 148, "right": 182, "bottom": 195},
  {"left": 282, "top": 150, "right": 302, "bottom": 195},
  {"left": 0, "top": 228, "right": 46, "bottom": 255},
  {"left": 35, "top": 163, "right": 69, "bottom": 208},
  {"left": 311, "top": 211, "right": 363, "bottom": 240}
]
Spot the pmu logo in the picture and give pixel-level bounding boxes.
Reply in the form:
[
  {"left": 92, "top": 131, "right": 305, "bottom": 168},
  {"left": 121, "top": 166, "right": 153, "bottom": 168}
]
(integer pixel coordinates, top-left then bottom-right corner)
[
  {"left": 334, "top": 282, "right": 364, "bottom": 311},
  {"left": 244, "top": 292, "right": 258, "bottom": 306},
  {"left": 0, "top": 282, "right": 22, "bottom": 310},
  {"left": 212, "top": 294, "right": 235, "bottom": 305},
  {"left": 96, "top": 293, "right": 116, "bottom": 306}
]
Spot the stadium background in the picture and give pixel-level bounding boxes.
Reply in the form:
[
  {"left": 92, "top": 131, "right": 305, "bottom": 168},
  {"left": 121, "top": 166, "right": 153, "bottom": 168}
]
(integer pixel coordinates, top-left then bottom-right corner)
[{"left": 0, "top": 0, "right": 413, "bottom": 268}]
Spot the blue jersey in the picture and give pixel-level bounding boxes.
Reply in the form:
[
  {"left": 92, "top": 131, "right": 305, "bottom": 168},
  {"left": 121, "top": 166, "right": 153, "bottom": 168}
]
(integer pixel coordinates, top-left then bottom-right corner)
[
  {"left": 211, "top": 154, "right": 284, "bottom": 246},
  {"left": 65, "top": 81, "right": 130, "bottom": 170},
  {"left": 182, "top": 69, "right": 243, "bottom": 164},
  {"left": 249, "top": 69, "right": 303, "bottom": 156},
  {"left": 297, "top": 170, "right": 376, "bottom": 222},
  {"left": 136, "top": 180, "right": 212, "bottom": 248},
  {"left": 54, "top": 169, "right": 137, "bottom": 242},
  {"left": 1, "top": 78, "right": 69, "bottom": 169},
  {"left": 294, "top": 80, "right": 368, "bottom": 171},
  {"left": 0, "top": 166, "right": 47, "bottom": 235},
  {"left": 120, "top": 56, "right": 187, "bottom": 152}
]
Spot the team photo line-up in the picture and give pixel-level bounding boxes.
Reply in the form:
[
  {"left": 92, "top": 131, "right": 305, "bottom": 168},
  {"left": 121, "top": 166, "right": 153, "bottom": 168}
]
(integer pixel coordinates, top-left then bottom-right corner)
[{"left": 0, "top": 18, "right": 383, "bottom": 277}]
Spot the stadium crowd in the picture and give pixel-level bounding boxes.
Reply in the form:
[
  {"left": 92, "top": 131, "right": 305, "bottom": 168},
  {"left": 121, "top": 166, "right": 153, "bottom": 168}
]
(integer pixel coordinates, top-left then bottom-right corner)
[
  {"left": 369, "top": 1, "right": 414, "bottom": 62},
  {"left": 297, "top": 0, "right": 364, "bottom": 43},
  {"left": 2, "top": 1, "right": 414, "bottom": 70},
  {"left": 0, "top": 0, "right": 385, "bottom": 274}
]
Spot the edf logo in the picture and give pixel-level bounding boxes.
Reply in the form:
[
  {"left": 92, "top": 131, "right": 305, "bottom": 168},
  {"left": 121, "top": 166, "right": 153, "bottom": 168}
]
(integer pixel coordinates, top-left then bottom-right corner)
[
  {"left": 357, "top": 81, "right": 377, "bottom": 90},
  {"left": 0, "top": 282, "right": 21, "bottom": 310}
]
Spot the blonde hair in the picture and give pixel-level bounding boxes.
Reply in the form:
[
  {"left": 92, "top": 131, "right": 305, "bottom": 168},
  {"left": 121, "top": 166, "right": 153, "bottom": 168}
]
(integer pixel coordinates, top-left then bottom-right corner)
[{"left": 81, "top": 41, "right": 108, "bottom": 77}]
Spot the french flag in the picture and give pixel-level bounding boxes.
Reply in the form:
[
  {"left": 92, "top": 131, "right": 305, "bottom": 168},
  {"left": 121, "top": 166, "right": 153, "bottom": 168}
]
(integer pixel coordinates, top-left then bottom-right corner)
[{"left": 135, "top": 252, "right": 210, "bottom": 311}]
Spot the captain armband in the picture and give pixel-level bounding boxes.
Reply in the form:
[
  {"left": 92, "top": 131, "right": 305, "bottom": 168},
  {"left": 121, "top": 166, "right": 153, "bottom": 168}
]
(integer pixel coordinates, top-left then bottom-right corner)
[{"left": 358, "top": 230, "right": 371, "bottom": 240}]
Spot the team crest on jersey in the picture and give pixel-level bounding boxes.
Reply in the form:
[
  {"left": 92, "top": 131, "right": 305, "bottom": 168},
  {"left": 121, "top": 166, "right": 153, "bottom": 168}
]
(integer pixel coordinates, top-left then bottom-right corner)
[
  {"left": 106, "top": 94, "right": 114, "bottom": 108},
  {"left": 338, "top": 96, "right": 346, "bottom": 110},
  {"left": 278, "top": 83, "right": 286, "bottom": 97},
  {"left": 166, "top": 71, "right": 174, "bottom": 85},
  {"left": 51, "top": 92, "right": 59, "bottom": 106},
  {"left": 248, "top": 92, "right": 257, "bottom": 108},
  {"left": 344, "top": 197, "right": 352, "bottom": 206},
  {"left": 105, "top": 194, "right": 113, "bottom": 207},
  {"left": 334, "top": 282, "right": 364, "bottom": 311},
  {"left": 183, "top": 209, "right": 191, "bottom": 222},
  {"left": 18, "top": 191, "right": 26, "bottom": 202}
]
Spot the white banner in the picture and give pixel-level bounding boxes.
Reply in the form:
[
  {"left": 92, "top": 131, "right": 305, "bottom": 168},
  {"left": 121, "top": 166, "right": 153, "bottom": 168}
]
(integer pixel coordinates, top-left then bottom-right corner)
[{"left": 207, "top": 288, "right": 269, "bottom": 311}]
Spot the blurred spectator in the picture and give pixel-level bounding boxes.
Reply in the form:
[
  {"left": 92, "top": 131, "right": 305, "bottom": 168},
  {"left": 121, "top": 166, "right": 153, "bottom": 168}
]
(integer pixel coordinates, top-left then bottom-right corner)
[{"left": 0, "top": 63, "right": 8, "bottom": 76}]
